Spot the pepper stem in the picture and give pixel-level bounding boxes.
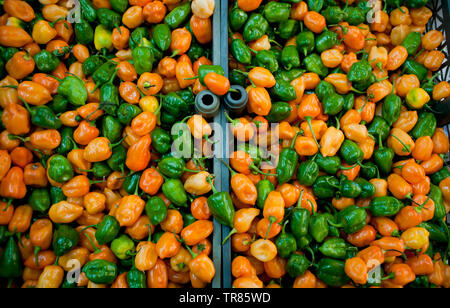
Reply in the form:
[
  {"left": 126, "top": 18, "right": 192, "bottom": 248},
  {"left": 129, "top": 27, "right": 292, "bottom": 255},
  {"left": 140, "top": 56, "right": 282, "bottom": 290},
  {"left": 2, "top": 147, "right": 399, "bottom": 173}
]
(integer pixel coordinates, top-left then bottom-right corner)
[
  {"left": 391, "top": 134, "right": 411, "bottom": 153},
  {"left": 185, "top": 244, "right": 198, "bottom": 259},
  {"left": 304, "top": 117, "right": 320, "bottom": 149},
  {"left": 206, "top": 174, "right": 217, "bottom": 194},
  {"left": 264, "top": 216, "right": 277, "bottom": 240},
  {"left": 222, "top": 228, "right": 237, "bottom": 246},
  {"left": 296, "top": 188, "right": 304, "bottom": 209}
]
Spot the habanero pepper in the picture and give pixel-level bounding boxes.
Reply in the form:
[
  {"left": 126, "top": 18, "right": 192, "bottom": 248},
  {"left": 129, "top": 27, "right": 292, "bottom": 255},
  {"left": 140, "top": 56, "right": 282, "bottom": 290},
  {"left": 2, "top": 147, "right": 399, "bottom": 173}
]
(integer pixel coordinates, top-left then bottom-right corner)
[{"left": 276, "top": 131, "right": 301, "bottom": 184}]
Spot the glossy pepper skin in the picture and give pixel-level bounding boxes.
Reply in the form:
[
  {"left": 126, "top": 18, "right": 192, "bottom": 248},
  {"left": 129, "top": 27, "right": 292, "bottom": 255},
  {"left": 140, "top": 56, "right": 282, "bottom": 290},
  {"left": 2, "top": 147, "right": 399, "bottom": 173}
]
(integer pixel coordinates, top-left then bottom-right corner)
[
  {"left": 150, "top": 128, "right": 171, "bottom": 154},
  {"left": 313, "top": 176, "right": 339, "bottom": 199},
  {"left": 29, "top": 188, "right": 51, "bottom": 213},
  {"left": 266, "top": 102, "right": 292, "bottom": 123},
  {"left": 0, "top": 237, "right": 22, "bottom": 281},
  {"left": 286, "top": 254, "right": 310, "bottom": 278},
  {"left": 335, "top": 205, "right": 367, "bottom": 234},
  {"left": 243, "top": 14, "right": 269, "bottom": 43},
  {"left": 165, "top": 2, "right": 191, "bottom": 29},
  {"left": 34, "top": 50, "right": 60, "bottom": 73},
  {"left": 256, "top": 179, "right": 275, "bottom": 210},
  {"left": 95, "top": 215, "right": 120, "bottom": 245},
  {"left": 411, "top": 112, "right": 436, "bottom": 139},
  {"left": 430, "top": 184, "right": 446, "bottom": 221},
  {"left": 309, "top": 213, "right": 329, "bottom": 243},
  {"left": 374, "top": 135, "right": 394, "bottom": 175},
  {"left": 290, "top": 207, "right": 310, "bottom": 240},
  {"left": 340, "top": 140, "right": 364, "bottom": 165},
  {"left": 317, "top": 258, "right": 350, "bottom": 287},
  {"left": 48, "top": 155, "right": 74, "bottom": 183},
  {"left": 127, "top": 267, "right": 147, "bottom": 288},
  {"left": 83, "top": 259, "right": 118, "bottom": 284},
  {"left": 316, "top": 154, "right": 341, "bottom": 175},
  {"left": 58, "top": 75, "right": 88, "bottom": 107},
  {"left": 319, "top": 238, "right": 352, "bottom": 259},
  {"left": 145, "top": 196, "right": 168, "bottom": 226},
  {"left": 162, "top": 178, "right": 188, "bottom": 207},
  {"left": 276, "top": 132, "right": 300, "bottom": 184},
  {"left": 297, "top": 159, "right": 319, "bottom": 186},
  {"left": 117, "top": 104, "right": 142, "bottom": 125},
  {"left": 276, "top": 222, "right": 297, "bottom": 259},
  {"left": 369, "top": 196, "right": 403, "bottom": 217},
  {"left": 52, "top": 224, "right": 79, "bottom": 257},
  {"left": 207, "top": 181, "right": 235, "bottom": 228}
]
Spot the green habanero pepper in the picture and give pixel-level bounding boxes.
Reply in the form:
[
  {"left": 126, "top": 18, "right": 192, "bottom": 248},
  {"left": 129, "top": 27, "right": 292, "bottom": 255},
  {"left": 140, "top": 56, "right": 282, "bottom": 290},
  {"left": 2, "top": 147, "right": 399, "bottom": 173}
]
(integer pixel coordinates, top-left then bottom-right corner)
[
  {"left": 418, "top": 222, "right": 448, "bottom": 244},
  {"left": 340, "top": 139, "right": 363, "bottom": 165},
  {"left": 111, "top": 234, "right": 135, "bottom": 260},
  {"left": 266, "top": 102, "right": 292, "bottom": 123},
  {"left": 374, "top": 134, "right": 394, "bottom": 175},
  {"left": 197, "top": 65, "right": 225, "bottom": 86},
  {"left": 431, "top": 168, "right": 450, "bottom": 186},
  {"left": 263, "top": 2, "right": 292, "bottom": 23},
  {"left": 308, "top": 0, "right": 324, "bottom": 12},
  {"left": 276, "top": 221, "right": 297, "bottom": 258},
  {"left": 97, "top": 8, "right": 121, "bottom": 31},
  {"left": 146, "top": 196, "right": 168, "bottom": 226},
  {"left": 315, "top": 30, "right": 338, "bottom": 53},
  {"left": 123, "top": 172, "right": 141, "bottom": 195},
  {"left": 323, "top": 93, "right": 344, "bottom": 115},
  {"left": 347, "top": 60, "right": 372, "bottom": 83},
  {"left": 401, "top": 32, "right": 421, "bottom": 56},
  {"left": 278, "top": 19, "right": 299, "bottom": 40},
  {"left": 100, "top": 72, "right": 120, "bottom": 116},
  {"left": 127, "top": 267, "right": 146, "bottom": 288},
  {"left": 162, "top": 92, "right": 189, "bottom": 116},
  {"left": 74, "top": 19, "right": 94, "bottom": 45},
  {"left": 256, "top": 179, "right": 275, "bottom": 210},
  {"left": 368, "top": 116, "right": 390, "bottom": 144},
  {"left": 304, "top": 53, "right": 328, "bottom": 78},
  {"left": 107, "top": 144, "right": 126, "bottom": 173},
  {"left": 158, "top": 157, "right": 199, "bottom": 179},
  {"left": 55, "top": 127, "right": 74, "bottom": 155},
  {"left": 277, "top": 132, "right": 301, "bottom": 184},
  {"left": 79, "top": 0, "right": 97, "bottom": 22},
  {"left": 317, "top": 258, "right": 350, "bottom": 287},
  {"left": 82, "top": 55, "right": 106, "bottom": 77},
  {"left": 322, "top": 6, "right": 347, "bottom": 24},
  {"left": 52, "top": 224, "right": 79, "bottom": 256},
  {"left": 286, "top": 254, "right": 310, "bottom": 278},
  {"left": 94, "top": 24, "right": 113, "bottom": 51},
  {"left": 92, "top": 61, "right": 118, "bottom": 89},
  {"left": 290, "top": 191, "right": 311, "bottom": 239},
  {"left": 48, "top": 94, "right": 69, "bottom": 113},
  {"left": 132, "top": 46, "right": 154, "bottom": 75},
  {"left": 243, "top": 14, "right": 269, "bottom": 42},
  {"left": 150, "top": 128, "right": 172, "bottom": 154},
  {"left": 253, "top": 50, "right": 279, "bottom": 73},
  {"left": 117, "top": 103, "right": 142, "bottom": 125},
  {"left": 182, "top": 213, "right": 197, "bottom": 227},
  {"left": 33, "top": 50, "right": 60, "bottom": 73},
  {"left": 309, "top": 213, "right": 329, "bottom": 243},
  {"left": 129, "top": 27, "right": 149, "bottom": 50},
  {"left": 382, "top": 85, "right": 402, "bottom": 126},
  {"left": 355, "top": 178, "right": 376, "bottom": 199},
  {"left": 162, "top": 178, "right": 188, "bottom": 207},
  {"left": 95, "top": 215, "right": 120, "bottom": 245},
  {"left": 339, "top": 175, "right": 362, "bottom": 198},
  {"left": 83, "top": 259, "right": 118, "bottom": 284},
  {"left": 360, "top": 161, "right": 379, "bottom": 179},
  {"left": 281, "top": 45, "right": 300, "bottom": 71},
  {"left": 369, "top": 196, "right": 403, "bottom": 217},
  {"left": 207, "top": 178, "right": 235, "bottom": 227},
  {"left": 29, "top": 188, "right": 51, "bottom": 213},
  {"left": 319, "top": 238, "right": 350, "bottom": 259},
  {"left": 48, "top": 155, "right": 74, "bottom": 183},
  {"left": 164, "top": 2, "right": 191, "bottom": 29},
  {"left": 316, "top": 154, "right": 341, "bottom": 175},
  {"left": 89, "top": 162, "right": 112, "bottom": 178},
  {"left": 334, "top": 204, "right": 367, "bottom": 234},
  {"left": 297, "top": 158, "right": 319, "bottom": 186},
  {"left": 0, "top": 237, "right": 22, "bottom": 282},
  {"left": 110, "top": 0, "right": 128, "bottom": 13},
  {"left": 50, "top": 186, "right": 66, "bottom": 204},
  {"left": 430, "top": 184, "right": 446, "bottom": 221},
  {"left": 403, "top": 59, "right": 428, "bottom": 82},
  {"left": 230, "top": 6, "right": 248, "bottom": 31},
  {"left": 270, "top": 78, "right": 297, "bottom": 101},
  {"left": 230, "top": 39, "right": 253, "bottom": 65},
  {"left": 58, "top": 75, "right": 88, "bottom": 106},
  {"left": 410, "top": 112, "right": 437, "bottom": 138},
  {"left": 102, "top": 115, "right": 122, "bottom": 143},
  {"left": 296, "top": 31, "right": 315, "bottom": 56},
  {"left": 313, "top": 176, "right": 339, "bottom": 198},
  {"left": 153, "top": 24, "right": 172, "bottom": 51},
  {"left": 315, "top": 80, "right": 336, "bottom": 102},
  {"left": 344, "top": 7, "right": 365, "bottom": 25},
  {"left": 21, "top": 100, "right": 61, "bottom": 129}
]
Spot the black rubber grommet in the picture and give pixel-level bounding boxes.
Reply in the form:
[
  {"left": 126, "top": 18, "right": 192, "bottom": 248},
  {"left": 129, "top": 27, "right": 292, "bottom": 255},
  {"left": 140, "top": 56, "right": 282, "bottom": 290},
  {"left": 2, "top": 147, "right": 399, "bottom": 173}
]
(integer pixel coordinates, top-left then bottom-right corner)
[
  {"left": 195, "top": 90, "right": 220, "bottom": 118},
  {"left": 224, "top": 85, "right": 248, "bottom": 115}
]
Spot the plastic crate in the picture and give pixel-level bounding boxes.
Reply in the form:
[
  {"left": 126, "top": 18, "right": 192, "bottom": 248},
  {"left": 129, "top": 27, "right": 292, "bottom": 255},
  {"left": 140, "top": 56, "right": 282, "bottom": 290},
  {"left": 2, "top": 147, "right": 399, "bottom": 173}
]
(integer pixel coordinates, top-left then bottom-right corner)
[{"left": 217, "top": 0, "right": 450, "bottom": 288}]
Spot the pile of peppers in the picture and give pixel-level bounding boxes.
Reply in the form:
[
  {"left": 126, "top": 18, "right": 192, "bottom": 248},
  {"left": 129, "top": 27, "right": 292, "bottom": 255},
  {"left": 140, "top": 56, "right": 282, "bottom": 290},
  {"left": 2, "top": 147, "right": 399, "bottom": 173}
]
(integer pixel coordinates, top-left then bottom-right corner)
[
  {"left": 0, "top": 0, "right": 228, "bottom": 288},
  {"left": 226, "top": 0, "right": 450, "bottom": 288}
]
